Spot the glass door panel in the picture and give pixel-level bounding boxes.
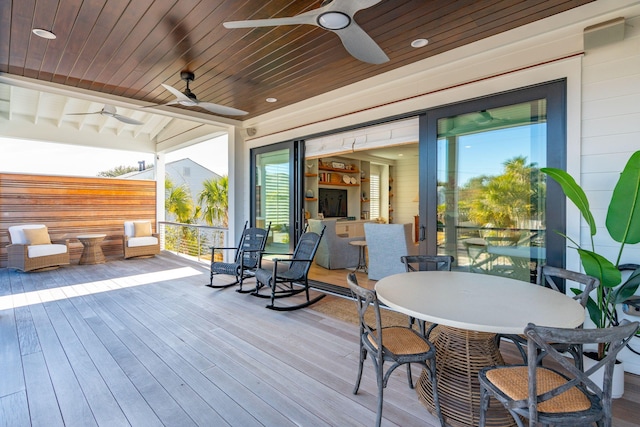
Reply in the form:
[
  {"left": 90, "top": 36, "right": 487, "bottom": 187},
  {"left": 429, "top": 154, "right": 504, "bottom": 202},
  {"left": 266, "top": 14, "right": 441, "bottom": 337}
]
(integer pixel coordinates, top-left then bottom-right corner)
[
  {"left": 253, "top": 146, "right": 293, "bottom": 253},
  {"left": 436, "top": 102, "right": 547, "bottom": 282}
]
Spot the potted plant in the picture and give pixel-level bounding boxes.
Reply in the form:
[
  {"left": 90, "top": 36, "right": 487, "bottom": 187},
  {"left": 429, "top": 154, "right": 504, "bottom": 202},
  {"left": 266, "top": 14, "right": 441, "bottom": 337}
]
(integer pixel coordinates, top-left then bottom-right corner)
[{"left": 541, "top": 151, "right": 640, "bottom": 361}]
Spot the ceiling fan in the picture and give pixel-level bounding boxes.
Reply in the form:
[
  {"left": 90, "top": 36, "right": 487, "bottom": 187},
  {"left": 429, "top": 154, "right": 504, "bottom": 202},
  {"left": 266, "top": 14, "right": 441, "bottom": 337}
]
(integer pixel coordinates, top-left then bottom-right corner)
[
  {"left": 223, "top": 0, "right": 389, "bottom": 64},
  {"left": 66, "top": 104, "right": 144, "bottom": 125},
  {"left": 157, "top": 71, "right": 248, "bottom": 116}
]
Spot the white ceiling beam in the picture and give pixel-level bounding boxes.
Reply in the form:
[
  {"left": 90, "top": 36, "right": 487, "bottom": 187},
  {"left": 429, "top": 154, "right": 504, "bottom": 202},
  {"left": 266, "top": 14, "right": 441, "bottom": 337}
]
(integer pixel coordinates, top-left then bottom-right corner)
[
  {"left": 0, "top": 73, "right": 243, "bottom": 128},
  {"left": 2, "top": 118, "right": 156, "bottom": 153}
]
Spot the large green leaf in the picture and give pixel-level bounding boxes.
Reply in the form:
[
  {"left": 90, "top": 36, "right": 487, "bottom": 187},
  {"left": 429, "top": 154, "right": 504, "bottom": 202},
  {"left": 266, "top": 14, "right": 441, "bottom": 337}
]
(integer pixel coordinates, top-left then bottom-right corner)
[
  {"left": 606, "top": 151, "right": 640, "bottom": 244},
  {"left": 614, "top": 266, "right": 640, "bottom": 305},
  {"left": 541, "top": 167, "right": 596, "bottom": 236},
  {"left": 577, "top": 249, "right": 621, "bottom": 289}
]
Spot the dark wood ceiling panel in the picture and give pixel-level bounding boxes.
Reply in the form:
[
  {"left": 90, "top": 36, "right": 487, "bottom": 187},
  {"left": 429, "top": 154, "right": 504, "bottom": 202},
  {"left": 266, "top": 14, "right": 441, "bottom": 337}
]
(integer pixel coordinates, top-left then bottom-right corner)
[{"left": 1, "top": 0, "right": 594, "bottom": 119}]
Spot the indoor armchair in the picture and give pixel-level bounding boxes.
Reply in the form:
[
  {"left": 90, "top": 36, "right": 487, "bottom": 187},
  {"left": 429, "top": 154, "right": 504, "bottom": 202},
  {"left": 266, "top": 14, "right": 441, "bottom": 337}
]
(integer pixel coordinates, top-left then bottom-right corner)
[{"left": 307, "top": 218, "right": 359, "bottom": 269}]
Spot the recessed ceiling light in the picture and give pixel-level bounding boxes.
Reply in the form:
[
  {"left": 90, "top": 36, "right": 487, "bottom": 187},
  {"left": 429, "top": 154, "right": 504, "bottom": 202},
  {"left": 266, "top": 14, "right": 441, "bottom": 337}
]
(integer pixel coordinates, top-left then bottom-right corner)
[
  {"left": 32, "top": 28, "right": 56, "bottom": 39},
  {"left": 398, "top": 153, "right": 404, "bottom": 157},
  {"left": 266, "top": 97, "right": 277, "bottom": 103},
  {"left": 411, "top": 38, "right": 428, "bottom": 48}
]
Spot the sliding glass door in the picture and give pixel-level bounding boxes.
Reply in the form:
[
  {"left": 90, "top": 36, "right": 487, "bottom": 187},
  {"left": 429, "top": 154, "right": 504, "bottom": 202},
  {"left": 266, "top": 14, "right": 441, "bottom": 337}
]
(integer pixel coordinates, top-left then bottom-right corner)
[
  {"left": 421, "top": 80, "right": 566, "bottom": 283},
  {"left": 251, "top": 141, "right": 305, "bottom": 253}
]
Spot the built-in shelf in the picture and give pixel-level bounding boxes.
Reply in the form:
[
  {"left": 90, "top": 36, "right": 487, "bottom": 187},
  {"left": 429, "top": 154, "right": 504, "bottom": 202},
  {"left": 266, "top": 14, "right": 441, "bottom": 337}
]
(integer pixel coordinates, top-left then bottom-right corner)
[
  {"left": 305, "top": 197, "right": 317, "bottom": 201},
  {"left": 305, "top": 173, "right": 318, "bottom": 177},
  {"left": 319, "top": 165, "right": 359, "bottom": 173},
  {"left": 318, "top": 181, "right": 359, "bottom": 187}
]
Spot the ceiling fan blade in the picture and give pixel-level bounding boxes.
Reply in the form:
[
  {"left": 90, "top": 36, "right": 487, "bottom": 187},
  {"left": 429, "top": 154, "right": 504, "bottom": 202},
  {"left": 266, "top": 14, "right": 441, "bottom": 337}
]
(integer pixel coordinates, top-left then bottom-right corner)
[
  {"left": 112, "top": 114, "right": 144, "bottom": 125},
  {"left": 161, "top": 83, "right": 193, "bottom": 103},
  {"left": 334, "top": 23, "right": 389, "bottom": 64},
  {"left": 66, "top": 112, "right": 100, "bottom": 116},
  {"left": 332, "top": 0, "right": 383, "bottom": 16},
  {"left": 223, "top": 13, "right": 317, "bottom": 29},
  {"left": 196, "top": 101, "right": 248, "bottom": 116}
]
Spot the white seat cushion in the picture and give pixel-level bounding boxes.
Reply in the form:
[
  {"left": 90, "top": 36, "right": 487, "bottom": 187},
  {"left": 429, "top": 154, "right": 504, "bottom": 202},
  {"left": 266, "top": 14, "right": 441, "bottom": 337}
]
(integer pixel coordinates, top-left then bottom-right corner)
[
  {"left": 27, "top": 244, "right": 68, "bottom": 258},
  {"left": 8, "top": 224, "right": 48, "bottom": 245},
  {"left": 127, "top": 236, "right": 158, "bottom": 248}
]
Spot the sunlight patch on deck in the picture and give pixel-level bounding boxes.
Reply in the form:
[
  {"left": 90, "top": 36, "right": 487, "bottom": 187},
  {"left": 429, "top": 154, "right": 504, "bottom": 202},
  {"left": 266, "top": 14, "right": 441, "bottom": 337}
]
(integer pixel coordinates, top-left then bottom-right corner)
[{"left": 2, "top": 267, "right": 202, "bottom": 310}]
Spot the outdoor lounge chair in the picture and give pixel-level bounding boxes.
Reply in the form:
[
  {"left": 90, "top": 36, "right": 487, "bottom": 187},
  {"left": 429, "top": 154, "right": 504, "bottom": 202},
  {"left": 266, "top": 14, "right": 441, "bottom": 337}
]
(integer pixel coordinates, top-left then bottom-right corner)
[
  {"left": 207, "top": 221, "right": 271, "bottom": 292},
  {"left": 252, "top": 227, "right": 324, "bottom": 311},
  {"left": 7, "top": 224, "right": 70, "bottom": 272},
  {"left": 123, "top": 220, "right": 160, "bottom": 259}
]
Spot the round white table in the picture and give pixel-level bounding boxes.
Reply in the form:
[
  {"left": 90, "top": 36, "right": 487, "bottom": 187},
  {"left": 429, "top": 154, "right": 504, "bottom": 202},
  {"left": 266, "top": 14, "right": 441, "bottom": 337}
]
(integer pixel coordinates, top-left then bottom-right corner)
[{"left": 375, "top": 271, "right": 585, "bottom": 427}]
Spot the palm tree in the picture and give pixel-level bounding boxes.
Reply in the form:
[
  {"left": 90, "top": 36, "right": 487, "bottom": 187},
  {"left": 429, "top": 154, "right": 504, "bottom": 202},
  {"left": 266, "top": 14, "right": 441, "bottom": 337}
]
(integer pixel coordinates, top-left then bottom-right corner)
[
  {"left": 165, "top": 177, "right": 194, "bottom": 224},
  {"left": 198, "top": 175, "right": 228, "bottom": 227},
  {"left": 466, "top": 156, "right": 541, "bottom": 228}
]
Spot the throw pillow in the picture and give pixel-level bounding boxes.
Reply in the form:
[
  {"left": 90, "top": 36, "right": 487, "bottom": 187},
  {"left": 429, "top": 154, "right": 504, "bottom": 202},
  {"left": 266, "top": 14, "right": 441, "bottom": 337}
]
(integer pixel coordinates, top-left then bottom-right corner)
[
  {"left": 133, "top": 221, "right": 152, "bottom": 237},
  {"left": 23, "top": 226, "right": 52, "bottom": 245}
]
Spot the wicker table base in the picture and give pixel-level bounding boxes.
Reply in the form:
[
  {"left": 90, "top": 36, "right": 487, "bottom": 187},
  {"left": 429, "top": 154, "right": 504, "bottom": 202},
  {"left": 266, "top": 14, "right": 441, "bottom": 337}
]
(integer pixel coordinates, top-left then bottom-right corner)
[
  {"left": 77, "top": 234, "right": 106, "bottom": 265},
  {"left": 417, "top": 326, "right": 516, "bottom": 427}
]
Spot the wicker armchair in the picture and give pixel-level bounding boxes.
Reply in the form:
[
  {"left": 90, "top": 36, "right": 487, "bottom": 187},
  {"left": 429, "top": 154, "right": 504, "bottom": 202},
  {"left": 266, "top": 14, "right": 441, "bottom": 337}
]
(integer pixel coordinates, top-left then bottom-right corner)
[
  {"left": 7, "top": 224, "right": 70, "bottom": 272},
  {"left": 123, "top": 221, "right": 160, "bottom": 259}
]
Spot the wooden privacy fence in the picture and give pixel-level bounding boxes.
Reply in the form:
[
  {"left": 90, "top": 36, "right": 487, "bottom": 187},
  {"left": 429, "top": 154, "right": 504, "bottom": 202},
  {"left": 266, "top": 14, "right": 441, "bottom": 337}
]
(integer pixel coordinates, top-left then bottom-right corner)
[{"left": 0, "top": 173, "right": 157, "bottom": 268}]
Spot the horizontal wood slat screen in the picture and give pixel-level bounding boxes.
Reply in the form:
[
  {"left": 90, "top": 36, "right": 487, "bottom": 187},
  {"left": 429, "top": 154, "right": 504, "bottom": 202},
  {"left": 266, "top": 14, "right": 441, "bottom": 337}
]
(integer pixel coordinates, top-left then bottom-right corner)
[{"left": 0, "top": 173, "right": 157, "bottom": 267}]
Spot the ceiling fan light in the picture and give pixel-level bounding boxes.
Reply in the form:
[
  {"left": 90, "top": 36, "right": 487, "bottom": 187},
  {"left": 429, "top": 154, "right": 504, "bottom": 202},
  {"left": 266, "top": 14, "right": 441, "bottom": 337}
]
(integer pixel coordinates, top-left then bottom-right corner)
[
  {"left": 317, "top": 12, "right": 350, "bottom": 30},
  {"left": 32, "top": 28, "right": 56, "bottom": 39}
]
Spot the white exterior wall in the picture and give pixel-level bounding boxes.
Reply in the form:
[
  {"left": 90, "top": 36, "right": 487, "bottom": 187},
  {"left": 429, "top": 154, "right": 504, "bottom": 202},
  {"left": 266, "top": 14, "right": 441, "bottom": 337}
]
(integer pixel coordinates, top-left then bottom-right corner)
[
  {"left": 235, "top": 0, "right": 640, "bottom": 373},
  {"left": 581, "top": 14, "right": 640, "bottom": 373}
]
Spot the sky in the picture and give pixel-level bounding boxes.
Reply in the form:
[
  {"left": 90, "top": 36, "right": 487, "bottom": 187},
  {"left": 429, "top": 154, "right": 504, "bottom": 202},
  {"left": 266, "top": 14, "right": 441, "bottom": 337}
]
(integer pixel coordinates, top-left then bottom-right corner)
[{"left": 0, "top": 134, "right": 229, "bottom": 177}]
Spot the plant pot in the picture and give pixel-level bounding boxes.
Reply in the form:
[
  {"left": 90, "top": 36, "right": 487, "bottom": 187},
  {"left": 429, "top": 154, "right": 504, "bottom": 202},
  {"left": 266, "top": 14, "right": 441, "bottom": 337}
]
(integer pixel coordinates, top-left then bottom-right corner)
[{"left": 583, "top": 352, "right": 625, "bottom": 399}]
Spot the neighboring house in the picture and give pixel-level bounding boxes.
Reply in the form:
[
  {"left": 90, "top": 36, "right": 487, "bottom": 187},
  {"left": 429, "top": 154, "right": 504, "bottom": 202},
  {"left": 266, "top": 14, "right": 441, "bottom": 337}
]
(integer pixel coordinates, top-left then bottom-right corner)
[{"left": 123, "top": 158, "right": 222, "bottom": 224}]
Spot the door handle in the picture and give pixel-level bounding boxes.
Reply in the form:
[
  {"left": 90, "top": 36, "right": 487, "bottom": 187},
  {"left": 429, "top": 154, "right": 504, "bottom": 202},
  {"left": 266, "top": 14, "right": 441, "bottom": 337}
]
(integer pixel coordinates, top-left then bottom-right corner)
[{"left": 419, "top": 225, "right": 426, "bottom": 241}]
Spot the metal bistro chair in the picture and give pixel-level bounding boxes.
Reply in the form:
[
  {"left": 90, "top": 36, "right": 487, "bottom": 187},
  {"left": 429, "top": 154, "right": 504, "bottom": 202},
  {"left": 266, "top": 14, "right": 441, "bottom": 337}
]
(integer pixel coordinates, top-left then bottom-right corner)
[
  {"left": 207, "top": 221, "right": 271, "bottom": 292},
  {"left": 252, "top": 227, "right": 324, "bottom": 311},
  {"left": 479, "top": 320, "right": 639, "bottom": 427},
  {"left": 497, "top": 264, "right": 598, "bottom": 368},
  {"left": 400, "top": 255, "right": 454, "bottom": 337},
  {"left": 347, "top": 273, "right": 445, "bottom": 427}
]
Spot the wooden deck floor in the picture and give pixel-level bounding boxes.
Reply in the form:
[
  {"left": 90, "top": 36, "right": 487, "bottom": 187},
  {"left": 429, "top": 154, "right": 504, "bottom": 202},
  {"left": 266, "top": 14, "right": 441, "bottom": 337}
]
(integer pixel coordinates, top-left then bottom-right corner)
[{"left": 1, "top": 252, "right": 638, "bottom": 426}]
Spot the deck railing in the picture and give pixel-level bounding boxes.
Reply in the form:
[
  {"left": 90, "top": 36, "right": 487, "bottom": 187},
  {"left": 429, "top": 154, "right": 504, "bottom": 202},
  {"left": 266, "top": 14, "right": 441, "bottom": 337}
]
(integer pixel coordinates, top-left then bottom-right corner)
[{"left": 158, "top": 221, "right": 228, "bottom": 262}]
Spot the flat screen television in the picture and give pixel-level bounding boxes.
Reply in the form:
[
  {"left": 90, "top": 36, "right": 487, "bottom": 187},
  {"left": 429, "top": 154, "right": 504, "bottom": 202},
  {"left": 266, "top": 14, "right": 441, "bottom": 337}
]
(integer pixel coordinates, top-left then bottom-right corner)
[{"left": 319, "top": 188, "right": 348, "bottom": 218}]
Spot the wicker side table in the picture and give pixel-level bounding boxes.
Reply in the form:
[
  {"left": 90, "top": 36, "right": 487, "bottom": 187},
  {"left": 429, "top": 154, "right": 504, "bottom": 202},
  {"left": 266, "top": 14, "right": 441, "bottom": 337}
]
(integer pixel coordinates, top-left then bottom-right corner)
[{"left": 77, "top": 234, "right": 107, "bottom": 265}]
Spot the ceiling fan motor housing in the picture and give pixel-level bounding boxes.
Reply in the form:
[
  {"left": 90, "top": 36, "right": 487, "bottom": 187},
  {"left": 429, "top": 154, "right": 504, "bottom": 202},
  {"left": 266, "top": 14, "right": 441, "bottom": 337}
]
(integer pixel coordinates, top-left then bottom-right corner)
[{"left": 180, "top": 71, "right": 195, "bottom": 82}]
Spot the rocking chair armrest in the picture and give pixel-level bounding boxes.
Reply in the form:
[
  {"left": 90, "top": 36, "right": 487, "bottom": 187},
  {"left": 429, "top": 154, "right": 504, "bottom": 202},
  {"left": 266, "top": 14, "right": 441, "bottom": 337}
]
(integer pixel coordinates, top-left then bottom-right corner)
[
  {"left": 272, "top": 258, "right": 313, "bottom": 263},
  {"left": 261, "top": 251, "right": 294, "bottom": 257}
]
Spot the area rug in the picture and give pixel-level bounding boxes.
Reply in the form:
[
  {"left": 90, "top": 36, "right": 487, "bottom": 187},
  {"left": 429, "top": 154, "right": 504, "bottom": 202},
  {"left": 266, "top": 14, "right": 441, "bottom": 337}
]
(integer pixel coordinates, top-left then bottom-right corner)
[{"left": 307, "top": 295, "right": 408, "bottom": 327}]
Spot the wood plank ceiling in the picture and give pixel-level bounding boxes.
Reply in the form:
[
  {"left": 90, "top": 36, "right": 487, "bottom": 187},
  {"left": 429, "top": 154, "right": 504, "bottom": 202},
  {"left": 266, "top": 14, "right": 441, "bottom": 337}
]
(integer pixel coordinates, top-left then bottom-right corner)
[{"left": 1, "top": 0, "right": 593, "bottom": 121}]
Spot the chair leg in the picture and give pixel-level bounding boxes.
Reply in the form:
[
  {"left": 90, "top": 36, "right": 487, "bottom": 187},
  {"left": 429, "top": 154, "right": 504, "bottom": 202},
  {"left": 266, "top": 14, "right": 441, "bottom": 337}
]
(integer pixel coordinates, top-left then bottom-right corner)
[
  {"left": 375, "top": 359, "right": 384, "bottom": 427},
  {"left": 429, "top": 360, "right": 445, "bottom": 427},
  {"left": 353, "top": 346, "right": 366, "bottom": 394},
  {"left": 479, "top": 384, "right": 489, "bottom": 427},
  {"left": 406, "top": 364, "right": 414, "bottom": 389}
]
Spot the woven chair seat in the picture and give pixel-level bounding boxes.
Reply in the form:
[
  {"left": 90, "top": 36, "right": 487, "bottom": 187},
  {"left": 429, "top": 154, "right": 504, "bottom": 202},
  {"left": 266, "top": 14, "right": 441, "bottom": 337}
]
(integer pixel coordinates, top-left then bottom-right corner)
[
  {"left": 212, "top": 262, "right": 241, "bottom": 276},
  {"left": 369, "top": 327, "right": 433, "bottom": 355},
  {"left": 486, "top": 366, "right": 590, "bottom": 413}
]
